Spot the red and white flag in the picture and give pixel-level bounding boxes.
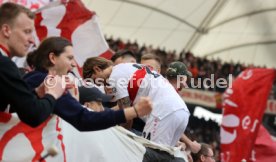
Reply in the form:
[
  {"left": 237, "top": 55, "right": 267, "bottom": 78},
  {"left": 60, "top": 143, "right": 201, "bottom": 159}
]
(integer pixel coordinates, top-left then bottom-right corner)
[
  {"left": 34, "top": 0, "right": 113, "bottom": 69},
  {"left": 0, "top": 113, "right": 65, "bottom": 162},
  {"left": 220, "top": 68, "right": 275, "bottom": 162},
  {"left": 9, "top": 0, "right": 113, "bottom": 73}
]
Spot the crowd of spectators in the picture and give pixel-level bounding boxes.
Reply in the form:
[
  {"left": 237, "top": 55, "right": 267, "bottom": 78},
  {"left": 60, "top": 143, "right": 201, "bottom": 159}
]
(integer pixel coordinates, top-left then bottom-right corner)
[{"left": 106, "top": 36, "right": 276, "bottom": 99}]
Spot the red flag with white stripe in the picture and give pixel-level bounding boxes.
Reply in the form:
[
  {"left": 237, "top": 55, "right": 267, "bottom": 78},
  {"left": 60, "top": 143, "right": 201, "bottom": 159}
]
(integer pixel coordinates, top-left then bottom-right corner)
[
  {"left": 220, "top": 68, "right": 275, "bottom": 162},
  {"left": 34, "top": 0, "right": 113, "bottom": 74}
]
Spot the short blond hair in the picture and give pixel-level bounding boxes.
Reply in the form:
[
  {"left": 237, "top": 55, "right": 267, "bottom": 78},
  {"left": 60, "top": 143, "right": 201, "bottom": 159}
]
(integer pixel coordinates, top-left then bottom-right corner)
[{"left": 141, "top": 54, "right": 161, "bottom": 65}]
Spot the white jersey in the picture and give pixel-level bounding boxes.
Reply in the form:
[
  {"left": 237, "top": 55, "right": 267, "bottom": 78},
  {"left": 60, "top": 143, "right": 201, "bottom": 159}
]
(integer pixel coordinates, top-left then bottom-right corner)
[{"left": 109, "top": 63, "right": 189, "bottom": 120}]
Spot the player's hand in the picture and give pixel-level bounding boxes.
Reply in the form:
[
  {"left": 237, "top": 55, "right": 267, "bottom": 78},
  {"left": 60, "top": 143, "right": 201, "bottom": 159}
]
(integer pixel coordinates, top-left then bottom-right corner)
[
  {"left": 189, "top": 141, "right": 201, "bottom": 153},
  {"left": 134, "top": 97, "right": 152, "bottom": 117},
  {"left": 176, "top": 141, "right": 187, "bottom": 151}
]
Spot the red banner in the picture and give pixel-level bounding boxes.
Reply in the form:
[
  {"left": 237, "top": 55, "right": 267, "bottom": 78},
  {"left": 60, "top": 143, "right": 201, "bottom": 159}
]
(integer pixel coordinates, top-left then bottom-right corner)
[
  {"left": 220, "top": 68, "right": 275, "bottom": 162},
  {"left": 250, "top": 125, "right": 276, "bottom": 162}
]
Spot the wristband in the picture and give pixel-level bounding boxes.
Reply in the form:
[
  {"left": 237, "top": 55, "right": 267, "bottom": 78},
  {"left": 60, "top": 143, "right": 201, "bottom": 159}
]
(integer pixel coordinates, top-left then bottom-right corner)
[{"left": 133, "top": 106, "right": 139, "bottom": 118}]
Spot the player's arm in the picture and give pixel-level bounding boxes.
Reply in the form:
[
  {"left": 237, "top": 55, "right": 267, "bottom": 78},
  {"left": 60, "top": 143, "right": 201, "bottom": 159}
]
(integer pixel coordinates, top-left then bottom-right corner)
[
  {"left": 117, "top": 96, "right": 133, "bottom": 129},
  {"left": 117, "top": 96, "right": 131, "bottom": 109},
  {"left": 180, "top": 134, "right": 201, "bottom": 153}
]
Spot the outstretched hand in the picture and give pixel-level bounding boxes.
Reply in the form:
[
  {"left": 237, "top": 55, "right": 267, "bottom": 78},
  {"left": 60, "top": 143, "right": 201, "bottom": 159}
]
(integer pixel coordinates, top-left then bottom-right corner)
[
  {"left": 189, "top": 140, "right": 201, "bottom": 153},
  {"left": 134, "top": 97, "right": 152, "bottom": 117}
]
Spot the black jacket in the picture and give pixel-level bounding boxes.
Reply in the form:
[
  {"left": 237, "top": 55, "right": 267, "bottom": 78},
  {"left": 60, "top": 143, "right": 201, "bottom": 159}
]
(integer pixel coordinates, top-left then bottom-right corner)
[{"left": 0, "top": 54, "right": 56, "bottom": 127}]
